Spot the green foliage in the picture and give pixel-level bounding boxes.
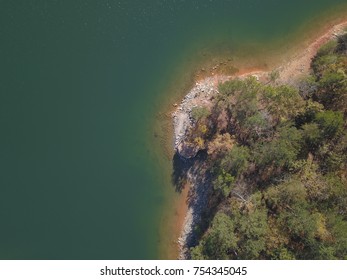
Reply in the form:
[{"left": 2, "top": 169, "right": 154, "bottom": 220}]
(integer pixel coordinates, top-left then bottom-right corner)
[
  {"left": 191, "top": 106, "right": 210, "bottom": 122},
  {"left": 326, "top": 214, "right": 347, "bottom": 259},
  {"left": 255, "top": 124, "right": 302, "bottom": 169},
  {"left": 235, "top": 193, "right": 269, "bottom": 259},
  {"left": 192, "top": 194, "right": 268, "bottom": 260},
  {"left": 301, "top": 122, "right": 321, "bottom": 150},
  {"left": 221, "top": 145, "right": 250, "bottom": 177},
  {"left": 298, "top": 159, "right": 329, "bottom": 202},
  {"left": 296, "top": 99, "right": 324, "bottom": 125},
  {"left": 312, "top": 54, "right": 339, "bottom": 77},
  {"left": 191, "top": 213, "right": 238, "bottom": 260},
  {"left": 315, "top": 110, "right": 343, "bottom": 139},
  {"left": 217, "top": 77, "right": 266, "bottom": 143},
  {"left": 264, "top": 178, "right": 307, "bottom": 212},
  {"left": 218, "top": 76, "right": 260, "bottom": 99},
  {"left": 298, "top": 76, "right": 318, "bottom": 100},
  {"left": 212, "top": 144, "right": 251, "bottom": 198},
  {"left": 263, "top": 85, "right": 305, "bottom": 123},
  {"left": 268, "top": 69, "right": 280, "bottom": 83},
  {"left": 279, "top": 207, "right": 317, "bottom": 241},
  {"left": 242, "top": 112, "right": 270, "bottom": 140},
  {"left": 213, "top": 169, "right": 235, "bottom": 198},
  {"left": 324, "top": 174, "right": 347, "bottom": 215},
  {"left": 316, "top": 72, "right": 347, "bottom": 111},
  {"left": 188, "top": 36, "right": 347, "bottom": 260},
  {"left": 316, "top": 40, "right": 338, "bottom": 57}
]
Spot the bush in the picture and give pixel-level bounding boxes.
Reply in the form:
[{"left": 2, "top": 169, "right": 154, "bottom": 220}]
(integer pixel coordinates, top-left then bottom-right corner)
[
  {"left": 315, "top": 110, "right": 343, "bottom": 139},
  {"left": 191, "top": 106, "right": 210, "bottom": 122}
]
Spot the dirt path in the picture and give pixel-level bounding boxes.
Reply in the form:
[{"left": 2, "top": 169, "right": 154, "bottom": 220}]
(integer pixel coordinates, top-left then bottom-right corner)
[{"left": 277, "top": 20, "right": 347, "bottom": 84}]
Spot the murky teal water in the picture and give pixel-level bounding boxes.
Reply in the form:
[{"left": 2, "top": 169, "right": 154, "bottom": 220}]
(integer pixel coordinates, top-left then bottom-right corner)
[{"left": 1, "top": 0, "right": 346, "bottom": 259}]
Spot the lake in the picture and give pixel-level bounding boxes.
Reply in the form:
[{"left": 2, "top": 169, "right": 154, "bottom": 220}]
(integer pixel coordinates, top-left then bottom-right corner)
[{"left": 0, "top": 0, "right": 346, "bottom": 259}]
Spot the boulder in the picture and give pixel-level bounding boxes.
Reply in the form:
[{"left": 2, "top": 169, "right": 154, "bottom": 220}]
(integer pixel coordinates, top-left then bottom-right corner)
[{"left": 177, "top": 141, "right": 200, "bottom": 159}]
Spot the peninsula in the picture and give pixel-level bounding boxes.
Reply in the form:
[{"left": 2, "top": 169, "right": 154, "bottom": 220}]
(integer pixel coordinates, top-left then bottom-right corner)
[{"left": 172, "top": 21, "right": 347, "bottom": 260}]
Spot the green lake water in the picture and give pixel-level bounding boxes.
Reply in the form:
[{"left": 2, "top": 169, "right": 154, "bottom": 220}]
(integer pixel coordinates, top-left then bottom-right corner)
[{"left": 1, "top": 0, "right": 347, "bottom": 259}]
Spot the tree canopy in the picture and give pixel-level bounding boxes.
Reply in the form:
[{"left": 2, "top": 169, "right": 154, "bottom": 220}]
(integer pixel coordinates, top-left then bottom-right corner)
[{"left": 187, "top": 35, "right": 347, "bottom": 260}]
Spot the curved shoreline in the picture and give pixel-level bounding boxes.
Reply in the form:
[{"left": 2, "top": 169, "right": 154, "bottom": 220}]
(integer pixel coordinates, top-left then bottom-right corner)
[{"left": 173, "top": 20, "right": 347, "bottom": 259}]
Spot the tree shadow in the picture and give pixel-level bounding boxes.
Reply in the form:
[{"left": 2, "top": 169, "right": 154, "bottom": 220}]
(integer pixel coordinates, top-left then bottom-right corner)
[
  {"left": 337, "top": 34, "right": 347, "bottom": 54},
  {"left": 171, "top": 150, "right": 208, "bottom": 192},
  {"left": 172, "top": 152, "right": 194, "bottom": 192}
]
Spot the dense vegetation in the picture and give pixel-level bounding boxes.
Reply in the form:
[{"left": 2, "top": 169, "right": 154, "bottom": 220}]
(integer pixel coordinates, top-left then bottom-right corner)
[{"left": 188, "top": 35, "right": 347, "bottom": 260}]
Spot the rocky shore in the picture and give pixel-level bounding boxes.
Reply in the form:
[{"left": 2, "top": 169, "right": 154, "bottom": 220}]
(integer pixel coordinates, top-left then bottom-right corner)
[
  {"left": 172, "top": 76, "right": 232, "bottom": 259},
  {"left": 172, "top": 76, "right": 228, "bottom": 155}
]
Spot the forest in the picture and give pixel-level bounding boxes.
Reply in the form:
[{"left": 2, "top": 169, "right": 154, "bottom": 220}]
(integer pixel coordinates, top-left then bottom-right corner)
[{"left": 184, "top": 35, "right": 347, "bottom": 259}]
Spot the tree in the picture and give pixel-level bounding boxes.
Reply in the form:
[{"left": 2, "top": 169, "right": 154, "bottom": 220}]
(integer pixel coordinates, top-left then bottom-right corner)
[
  {"left": 191, "top": 213, "right": 238, "bottom": 260},
  {"left": 298, "top": 159, "right": 329, "bottom": 203},
  {"left": 191, "top": 106, "right": 210, "bottom": 122},
  {"left": 255, "top": 124, "right": 302, "bottom": 169},
  {"left": 268, "top": 69, "right": 280, "bottom": 83},
  {"left": 316, "top": 40, "right": 338, "bottom": 57},
  {"left": 242, "top": 112, "right": 271, "bottom": 142},
  {"left": 316, "top": 72, "right": 347, "bottom": 112},
  {"left": 278, "top": 207, "right": 318, "bottom": 250},
  {"left": 324, "top": 174, "right": 347, "bottom": 215},
  {"left": 264, "top": 178, "right": 323, "bottom": 259},
  {"left": 234, "top": 193, "right": 269, "bottom": 259},
  {"left": 336, "top": 34, "right": 347, "bottom": 54},
  {"left": 217, "top": 77, "right": 263, "bottom": 142},
  {"left": 262, "top": 85, "right": 305, "bottom": 124},
  {"left": 315, "top": 110, "right": 343, "bottom": 139},
  {"left": 301, "top": 122, "right": 322, "bottom": 151},
  {"left": 296, "top": 99, "right": 323, "bottom": 126},
  {"left": 327, "top": 214, "right": 347, "bottom": 259},
  {"left": 264, "top": 178, "right": 307, "bottom": 213},
  {"left": 207, "top": 133, "right": 234, "bottom": 159},
  {"left": 298, "top": 76, "right": 318, "bottom": 100},
  {"left": 221, "top": 145, "right": 250, "bottom": 177},
  {"left": 213, "top": 169, "right": 235, "bottom": 198},
  {"left": 311, "top": 54, "right": 338, "bottom": 78}
]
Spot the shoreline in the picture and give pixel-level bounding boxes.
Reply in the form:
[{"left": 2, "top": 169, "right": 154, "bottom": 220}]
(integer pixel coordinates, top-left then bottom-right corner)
[{"left": 172, "top": 20, "right": 347, "bottom": 259}]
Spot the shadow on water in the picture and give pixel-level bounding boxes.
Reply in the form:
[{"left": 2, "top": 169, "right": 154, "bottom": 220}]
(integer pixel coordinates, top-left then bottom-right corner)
[
  {"left": 171, "top": 149, "right": 211, "bottom": 252},
  {"left": 172, "top": 152, "right": 192, "bottom": 192}
]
